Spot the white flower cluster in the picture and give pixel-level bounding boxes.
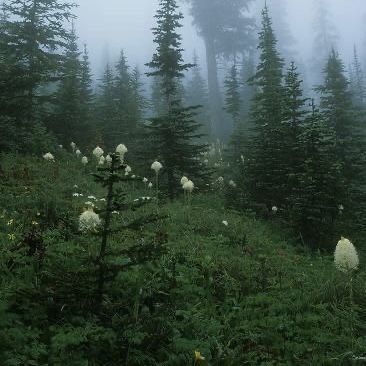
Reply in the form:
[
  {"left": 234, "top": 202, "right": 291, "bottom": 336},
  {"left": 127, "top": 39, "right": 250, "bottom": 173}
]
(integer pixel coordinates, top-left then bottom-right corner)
[
  {"left": 151, "top": 161, "right": 163, "bottom": 174},
  {"left": 43, "top": 152, "right": 55, "bottom": 161},
  {"left": 334, "top": 237, "right": 359, "bottom": 273},
  {"left": 79, "top": 208, "right": 101, "bottom": 233},
  {"left": 93, "top": 146, "right": 104, "bottom": 159}
]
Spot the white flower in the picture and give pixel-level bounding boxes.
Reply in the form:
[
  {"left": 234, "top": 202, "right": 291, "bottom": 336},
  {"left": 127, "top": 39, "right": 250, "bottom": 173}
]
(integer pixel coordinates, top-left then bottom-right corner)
[
  {"left": 148, "top": 182, "right": 153, "bottom": 189},
  {"left": 73, "top": 185, "right": 78, "bottom": 188},
  {"left": 143, "top": 177, "right": 148, "bottom": 183},
  {"left": 81, "top": 156, "right": 88, "bottom": 165},
  {"left": 116, "top": 144, "right": 128, "bottom": 156},
  {"left": 106, "top": 155, "right": 112, "bottom": 164},
  {"left": 99, "top": 156, "right": 105, "bottom": 165},
  {"left": 84, "top": 201, "right": 95, "bottom": 207},
  {"left": 272, "top": 206, "right": 278, "bottom": 213},
  {"left": 334, "top": 237, "right": 359, "bottom": 273},
  {"left": 338, "top": 204, "right": 344, "bottom": 211},
  {"left": 43, "top": 152, "right": 55, "bottom": 161},
  {"left": 72, "top": 193, "right": 80, "bottom": 197},
  {"left": 79, "top": 208, "right": 101, "bottom": 233},
  {"left": 71, "top": 142, "right": 76, "bottom": 151},
  {"left": 222, "top": 220, "right": 228, "bottom": 226},
  {"left": 75, "top": 149, "right": 81, "bottom": 157},
  {"left": 217, "top": 176, "right": 224, "bottom": 184},
  {"left": 204, "top": 159, "right": 209, "bottom": 164},
  {"left": 182, "top": 180, "right": 194, "bottom": 193},
  {"left": 151, "top": 161, "right": 163, "bottom": 174},
  {"left": 59, "top": 144, "right": 63, "bottom": 149},
  {"left": 99, "top": 198, "right": 106, "bottom": 202},
  {"left": 180, "top": 176, "right": 189, "bottom": 186},
  {"left": 131, "top": 175, "right": 136, "bottom": 179},
  {"left": 87, "top": 195, "right": 97, "bottom": 200},
  {"left": 93, "top": 146, "right": 104, "bottom": 159},
  {"left": 125, "top": 165, "right": 132, "bottom": 174},
  {"left": 229, "top": 180, "right": 237, "bottom": 188}
]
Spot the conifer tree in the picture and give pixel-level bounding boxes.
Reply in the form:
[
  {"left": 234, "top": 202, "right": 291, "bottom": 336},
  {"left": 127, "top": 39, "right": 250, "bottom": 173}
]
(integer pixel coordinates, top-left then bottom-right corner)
[
  {"left": 53, "top": 26, "right": 91, "bottom": 147},
  {"left": 239, "top": 52, "right": 255, "bottom": 122},
  {"left": 80, "top": 44, "right": 94, "bottom": 125},
  {"left": 146, "top": 0, "right": 208, "bottom": 199},
  {"left": 185, "top": 53, "right": 211, "bottom": 137},
  {"left": 2, "top": 0, "right": 75, "bottom": 124},
  {"left": 317, "top": 50, "right": 366, "bottom": 231},
  {"left": 282, "top": 62, "right": 308, "bottom": 208},
  {"left": 293, "top": 101, "right": 343, "bottom": 247},
  {"left": 350, "top": 46, "right": 365, "bottom": 107},
  {"left": 97, "top": 63, "right": 117, "bottom": 147},
  {"left": 246, "top": 6, "right": 285, "bottom": 208}
]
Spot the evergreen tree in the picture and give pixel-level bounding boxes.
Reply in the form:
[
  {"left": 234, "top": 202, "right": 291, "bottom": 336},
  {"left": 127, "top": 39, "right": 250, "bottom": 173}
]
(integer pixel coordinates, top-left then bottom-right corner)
[
  {"left": 317, "top": 50, "right": 366, "bottom": 232},
  {"left": 246, "top": 6, "right": 285, "bottom": 208},
  {"left": 146, "top": 0, "right": 208, "bottom": 199},
  {"left": 311, "top": 0, "right": 338, "bottom": 85},
  {"left": 52, "top": 26, "right": 91, "bottom": 147},
  {"left": 97, "top": 63, "right": 117, "bottom": 148},
  {"left": 2, "top": 0, "right": 75, "bottom": 132},
  {"left": 184, "top": 0, "right": 255, "bottom": 137},
  {"left": 224, "top": 63, "right": 242, "bottom": 127},
  {"left": 350, "top": 46, "right": 365, "bottom": 107},
  {"left": 239, "top": 52, "right": 255, "bottom": 122},
  {"left": 293, "top": 101, "right": 343, "bottom": 248},
  {"left": 185, "top": 53, "right": 211, "bottom": 137},
  {"left": 281, "top": 62, "right": 308, "bottom": 211}
]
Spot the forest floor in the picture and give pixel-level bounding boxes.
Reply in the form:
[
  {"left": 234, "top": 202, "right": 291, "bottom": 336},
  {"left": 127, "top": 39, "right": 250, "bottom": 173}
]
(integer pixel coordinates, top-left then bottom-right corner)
[{"left": 0, "top": 152, "right": 365, "bottom": 365}]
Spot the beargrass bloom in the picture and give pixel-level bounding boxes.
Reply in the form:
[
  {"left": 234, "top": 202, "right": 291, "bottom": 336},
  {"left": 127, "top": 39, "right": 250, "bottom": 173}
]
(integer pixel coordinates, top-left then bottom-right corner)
[
  {"left": 183, "top": 180, "right": 194, "bottom": 193},
  {"left": 148, "top": 182, "right": 153, "bottom": 189},
  {"left": 180, "top": 176, "right": 189, "bottom": 186},
  {"left": 116, "top": 144, "right": 128, "bottom": 156},
  {"left": 71, "top": 142, "right": 76, "bottom": 151},
  {"left": 151, "top": 161, "right": 163, "bottom": 174},
  {"left": 79, "top": 208, "right": 101, "bottom": 233},
  {"left": 43, "top": 152, "right": 55, "bottom": 161},
  {"left": 105, "top": 154, "right": 112, "bottom": 165},
  {"left": 75, "top": 149, "right": 81, "bottom": 157},
  {"left": 81, "top": 156, "right": 88, "bottom": 165},
  {"left": 229, "top": 180, "right": 237, "bottom": 188},
  {"left": 93, "top": 146, "right": 104, "bottom": 159},
  {"left": 143, "top": 177, "right": 148, "bottom": 183},
  {"left": 222, "top": 220, "right": 228, "bottom": 226},
  {"left": 217, "top": 176, "right": 224, "bottom": 184},
  {"left": 99, "top": 156, "right": 105, "bottom": 165},
  {"left": 272, "top": 206, "right": 278, "bottom": 213},
  {"left": 334, "top": 237, "right": 359, "bottom": 273}
]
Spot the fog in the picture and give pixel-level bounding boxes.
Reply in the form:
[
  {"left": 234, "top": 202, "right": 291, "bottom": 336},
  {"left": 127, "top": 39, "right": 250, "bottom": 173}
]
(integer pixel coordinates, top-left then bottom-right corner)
[{"left": 75, "top": 0, "right": 366, "bottom": 82}]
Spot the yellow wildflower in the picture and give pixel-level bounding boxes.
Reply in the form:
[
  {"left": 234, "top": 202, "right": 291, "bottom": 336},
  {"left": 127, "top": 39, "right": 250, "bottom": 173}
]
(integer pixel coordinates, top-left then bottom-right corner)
[
  {"left": 32, "top": 221, "right": 39, "bottom": 226},
  {"left": 194, "top": 351, "right": 205, "bottom": 362},
  {"left": 7, "top": 219, "right": 14, "bottom": 226},
  {"left": 8, "top": 233, "right": 15, "bottom": 241}
]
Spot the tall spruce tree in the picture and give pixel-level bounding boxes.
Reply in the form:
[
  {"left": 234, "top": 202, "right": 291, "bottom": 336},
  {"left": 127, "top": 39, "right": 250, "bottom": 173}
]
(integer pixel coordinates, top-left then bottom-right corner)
[
  {"left": 146, "top": 0, "right": 208, "bottom": 199},
  {"left": 350, "top": 46, "right": 365, "bottom": 107},
  {"left": 184, "top": 0, "right": 255, "bottom": 137},
  {"left": 53, "top": 26, "right": 91, "bottom": 147},
  {"left": 294, "top": 101, "right": 344, "bottom": 248},
  {"left": 97, "top": 63, "right": 117, "bottom": 148},
  {"left": 247, "top": 6, "right": 286, "bottom": 208},
  {"left": 185, "top": 53, "right": 211, "bottom": 137},
  {"left": 317, "top": 50, "right": 366, "bottom": 232},
  {"left": 2, "top": 0, "right": 75, "bottom": 137},
  {"left": 282, "top": 62, "right": 308, "bottom": 209}
]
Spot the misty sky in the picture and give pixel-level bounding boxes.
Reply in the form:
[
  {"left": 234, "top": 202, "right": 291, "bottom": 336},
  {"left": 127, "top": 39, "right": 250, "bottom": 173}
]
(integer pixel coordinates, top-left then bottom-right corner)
[{"left": 74, "top": 0, "right": 366, "bottom": 81}]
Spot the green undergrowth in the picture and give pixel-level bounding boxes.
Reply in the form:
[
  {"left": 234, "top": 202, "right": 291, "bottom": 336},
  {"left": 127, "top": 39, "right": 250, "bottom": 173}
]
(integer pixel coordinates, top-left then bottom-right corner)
[{"left": 0, "top": 153, "right": 365, "bottom": 365}]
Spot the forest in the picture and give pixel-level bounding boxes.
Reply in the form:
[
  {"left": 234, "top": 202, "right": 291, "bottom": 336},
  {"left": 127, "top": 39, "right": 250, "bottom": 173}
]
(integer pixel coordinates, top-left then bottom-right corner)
[{"left": 0, "top": 0, "right": 366, "bottom": 364}]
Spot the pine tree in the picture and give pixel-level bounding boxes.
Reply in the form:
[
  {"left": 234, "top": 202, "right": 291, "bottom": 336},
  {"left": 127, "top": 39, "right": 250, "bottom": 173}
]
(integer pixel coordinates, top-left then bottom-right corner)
[
  {"left": 246, "top": 6, "right": 285, "bottom": 208},
  {"left": 239, "top": 52, "right": 255, "bottom": 122},
  {"left": 282, "top": 62, "right": 308, "bottom": 209},
  {"left": 185, "top": 53, "right": 211, "bottom": 137},
  {"left": 52, "top": 26, "right": 91, "bottom": 147},
  {"left": 293, "top": 101, "right": 344, "bottom": 248},
  {"left": 350, "top": 46, "right": 365, "bottom": 107},
  {"left": 2, "top": 0, "right": 75, "bottom": 127},
  {"left": 318, "top": 50, "right": 366, "bottom": 233},
  {"left": 224, "top": 63, "right": 242, "bottom": 126},
  {"left": 97, "top": 63, "right": 117, "bottom": 148},
  {"left": 146, "top": 0, "right": 208, "bottom": 199}
]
